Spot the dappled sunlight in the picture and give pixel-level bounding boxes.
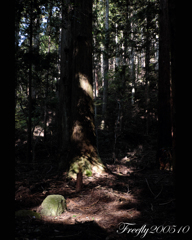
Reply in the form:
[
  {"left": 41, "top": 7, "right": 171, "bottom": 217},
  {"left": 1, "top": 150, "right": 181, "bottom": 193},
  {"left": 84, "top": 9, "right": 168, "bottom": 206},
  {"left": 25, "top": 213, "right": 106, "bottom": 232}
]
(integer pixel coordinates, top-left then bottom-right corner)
[
  {"left": 71, "top": 121, "right": 84, "bottom": 142},
  {"left": 15, "top": 151, "right": 175, "bottom": 238},
  {"left": 15, "top": 0, "right": 177, "bottom": 237},
  {"left": 100, "top": 119, "right": 105, "bottom": 130},
  {"left": 25, "top": 174, "right": 141, "bottom": 235},
  {"left": 71, "top": 121, "right": 96, "bottom": 157},
  {"left": 39, "top": 186, "right": 141, "bottom": 231},
  {"left": 79, "top": 73, "right": 93, "bottom": 99},
  {"left": 33, "top": 125, "right": 44, "bottom": 137}
]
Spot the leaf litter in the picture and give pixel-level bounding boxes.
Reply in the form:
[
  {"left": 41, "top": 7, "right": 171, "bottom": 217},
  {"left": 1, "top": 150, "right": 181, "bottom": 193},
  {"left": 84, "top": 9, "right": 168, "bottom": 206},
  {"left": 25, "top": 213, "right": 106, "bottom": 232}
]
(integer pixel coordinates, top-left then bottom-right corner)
[{"left": 15, "top": 150, "right": 175, "bottom": 240}]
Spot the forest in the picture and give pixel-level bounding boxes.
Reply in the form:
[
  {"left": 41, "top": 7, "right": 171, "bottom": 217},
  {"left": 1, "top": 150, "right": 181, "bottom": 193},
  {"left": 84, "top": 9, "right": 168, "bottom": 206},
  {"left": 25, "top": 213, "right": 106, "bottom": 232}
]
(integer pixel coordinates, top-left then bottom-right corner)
[{"left": 15, "top": 0, "right": 180, "bottom": 239}]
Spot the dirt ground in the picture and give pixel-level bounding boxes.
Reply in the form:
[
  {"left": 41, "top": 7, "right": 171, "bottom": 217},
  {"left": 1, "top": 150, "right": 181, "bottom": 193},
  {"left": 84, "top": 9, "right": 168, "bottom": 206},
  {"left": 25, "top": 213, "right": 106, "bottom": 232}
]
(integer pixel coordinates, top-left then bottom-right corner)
[{"left": 15, "top": 146, "right": 179, "bottom": 240}]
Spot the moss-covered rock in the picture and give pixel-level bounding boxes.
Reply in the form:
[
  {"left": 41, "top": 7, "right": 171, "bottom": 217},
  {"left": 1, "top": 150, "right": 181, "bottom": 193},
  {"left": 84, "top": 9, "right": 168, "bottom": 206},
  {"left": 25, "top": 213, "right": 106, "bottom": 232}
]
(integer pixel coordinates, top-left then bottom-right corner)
[
  {"left": 15, "top": 210, "right": 41, "bottom": 219},
  {"left": 40, "top": 195, "right": 66, "bottom": 217}
]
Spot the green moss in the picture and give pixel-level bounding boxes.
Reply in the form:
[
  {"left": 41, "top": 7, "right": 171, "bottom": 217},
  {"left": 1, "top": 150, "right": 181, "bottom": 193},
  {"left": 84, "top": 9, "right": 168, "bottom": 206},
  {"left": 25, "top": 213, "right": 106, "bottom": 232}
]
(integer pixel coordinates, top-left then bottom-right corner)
[
  {"left": 85, "top": 169, "right": 92, "bottom": 177},
  {"left": 40, "top": 195, "right": 66, "bottom": 217},
  {"left": 15, "top": 210, "right": 41, "bottom": 219},
  {"left": 68, "top": 156, "right": 91, "bottom": 178},
  {"left": 68, "top": 155, "right": 105, "bottom": 179}
]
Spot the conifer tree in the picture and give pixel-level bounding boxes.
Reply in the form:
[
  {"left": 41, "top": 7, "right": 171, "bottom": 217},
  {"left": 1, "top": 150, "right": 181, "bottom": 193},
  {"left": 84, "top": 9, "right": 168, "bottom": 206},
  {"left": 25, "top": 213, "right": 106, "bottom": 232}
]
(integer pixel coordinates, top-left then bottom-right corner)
[
  {"left": 157, "top": 0, "right": 172, "bottom": 162},
  {"left": 59, "top": 0, "right": 105, "bottom": 180}
]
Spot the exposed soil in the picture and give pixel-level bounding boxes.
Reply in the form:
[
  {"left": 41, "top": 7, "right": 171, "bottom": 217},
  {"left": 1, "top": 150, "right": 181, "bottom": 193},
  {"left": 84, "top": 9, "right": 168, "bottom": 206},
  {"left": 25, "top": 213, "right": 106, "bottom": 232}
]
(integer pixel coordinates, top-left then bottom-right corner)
[{"left": 15, "top": 146, "right": 177, "bottom": 240}]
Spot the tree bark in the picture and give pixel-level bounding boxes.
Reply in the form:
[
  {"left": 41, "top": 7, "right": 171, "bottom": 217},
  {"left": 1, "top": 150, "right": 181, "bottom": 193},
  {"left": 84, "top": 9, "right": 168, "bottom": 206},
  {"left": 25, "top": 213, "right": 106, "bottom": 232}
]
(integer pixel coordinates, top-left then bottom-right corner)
[
  {"left": 157, "top": 0, "right": 172, "bottom": 164},
  {"left": 168, "top": 0, "right": 176, "bottom": 174},
  {"left": 58, "top": 0, "right": 72, "bottom": 152},
  {"left": 145, "top": 15, "right": 150, "bottom": 135},
  {"left": 60, "top": 0, "right": 105, "bottom": 179},
  {"left": 131, "top": 47, "right": 135, "bottom": 106},
  {"left": 27, "top": 0, "right": 33, "bottom": 163},
  {"left": 102, "top": 0, "right": 109, "bottom": 121}
]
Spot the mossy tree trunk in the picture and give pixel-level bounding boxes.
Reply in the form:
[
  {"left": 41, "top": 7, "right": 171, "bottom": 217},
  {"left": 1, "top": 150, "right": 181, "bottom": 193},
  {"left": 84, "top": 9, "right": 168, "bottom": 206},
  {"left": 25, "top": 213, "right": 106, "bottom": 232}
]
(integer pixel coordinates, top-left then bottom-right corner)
[{"left": 59, "top": 0, "right": 105, "bottom": 179}]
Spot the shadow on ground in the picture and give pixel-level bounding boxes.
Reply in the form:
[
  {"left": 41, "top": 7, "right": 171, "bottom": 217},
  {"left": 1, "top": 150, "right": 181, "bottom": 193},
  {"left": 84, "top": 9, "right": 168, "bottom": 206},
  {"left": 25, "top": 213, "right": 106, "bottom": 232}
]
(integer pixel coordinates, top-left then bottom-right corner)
[{"left": 15, "top": 149, "right": 178, "bottom": 240}]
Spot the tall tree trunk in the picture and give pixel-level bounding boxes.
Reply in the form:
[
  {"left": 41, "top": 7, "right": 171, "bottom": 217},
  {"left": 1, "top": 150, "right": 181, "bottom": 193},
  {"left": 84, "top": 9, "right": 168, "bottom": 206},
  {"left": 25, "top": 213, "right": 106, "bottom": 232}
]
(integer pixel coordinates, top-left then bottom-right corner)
[
  {"left": 58, "top": 0, "right": 72, "bottom": 153},
  {"left": 131, "top": 47, "right": 135, "bottom": 106},
  {"left": 100, "top": 45, "right": 104, "bottom": 87},
  {"left": 115, "top": 23, "right": 119, "bottom": 68},
  {"left": 124, "top": 0, "right": 130, "bottom": 66},
  {"left": 44, "top": 32, "right": 50, "bottom": 143},
  {"left": 60, "top": 0, "right": 105, "bottom": 179},
  {"left": 27, "top": 0, "right": 33, "bottom": 163},
  {"left": 44, "top": 4, "right": 53, "bottom": 142},
  {"left": 157, "top": 0, "right": 172, "bottom": 164},
  {"left": 145, "top": 15, "right": 150, "bottom": 135},
  {"left": 102, "top": 0, "right": 109, "bottom": 121},
  {"left": 168, "top": 0, "right": 176, "bottom": 175}
]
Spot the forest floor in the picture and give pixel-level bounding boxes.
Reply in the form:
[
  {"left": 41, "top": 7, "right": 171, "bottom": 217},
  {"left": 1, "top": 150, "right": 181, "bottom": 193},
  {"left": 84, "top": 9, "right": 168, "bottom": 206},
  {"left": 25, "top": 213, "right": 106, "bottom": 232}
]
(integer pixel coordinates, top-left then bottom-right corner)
[{"left": 15, "top": 135, "right": 176, "bottom": 240}]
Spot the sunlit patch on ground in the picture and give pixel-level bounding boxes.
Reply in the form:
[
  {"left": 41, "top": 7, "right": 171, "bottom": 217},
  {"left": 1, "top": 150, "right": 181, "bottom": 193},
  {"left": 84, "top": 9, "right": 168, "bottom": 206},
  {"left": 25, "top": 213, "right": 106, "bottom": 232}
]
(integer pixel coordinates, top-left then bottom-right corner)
[{"left": 15, "top": 150, "right": 175, "bottom": 239}]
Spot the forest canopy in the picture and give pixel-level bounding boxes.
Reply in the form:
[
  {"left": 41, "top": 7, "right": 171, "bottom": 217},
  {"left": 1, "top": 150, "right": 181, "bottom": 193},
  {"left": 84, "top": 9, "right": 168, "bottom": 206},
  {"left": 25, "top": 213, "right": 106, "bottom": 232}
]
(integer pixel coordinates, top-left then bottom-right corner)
[
  {"left": 15, "top": 0, "right": 176, "bottom": 176},
  {"left": 15, "top": 0, "right": 179, "bottom": 238}
]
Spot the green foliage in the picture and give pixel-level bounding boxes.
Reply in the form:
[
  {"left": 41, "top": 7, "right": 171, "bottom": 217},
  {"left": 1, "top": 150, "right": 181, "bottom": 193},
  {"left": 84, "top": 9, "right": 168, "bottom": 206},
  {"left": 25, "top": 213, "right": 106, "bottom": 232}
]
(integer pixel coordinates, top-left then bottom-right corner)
[
  {"left": 85, "top": 169, "right": 92, "bottom": 177},
  {"left": 15, "top": 0, "right": 159, "bottom": 167},
  {"left": 15, "top": 107, "right": 27, "bottom": 130},
  {"left": 15, "top": 210, "right": 41, "bottom": 219},
  {"left": 68, "top": 156, "right": 92, "bottom": 178},
  {"left": 68, "top": 154, "right": 106, "bottom": 179}
]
